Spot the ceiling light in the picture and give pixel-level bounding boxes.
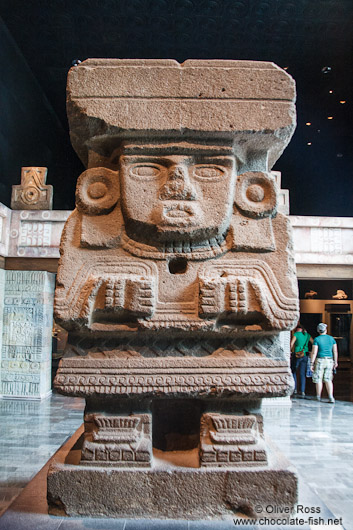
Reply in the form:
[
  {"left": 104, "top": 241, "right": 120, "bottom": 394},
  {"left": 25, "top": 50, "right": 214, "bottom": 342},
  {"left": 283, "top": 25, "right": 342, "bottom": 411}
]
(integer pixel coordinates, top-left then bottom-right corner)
[
  {"left": 327, "top": 116, "right": 333, "bottom": 120},
  {"left": 329, "top": 90, "right": 333, "bottom": 94},
  {"left": 307, "top": 142, "right": 312, "bottom": 146},
  {"left": 306, "top": 122, "right": 311, "bottom": 126},
  {"left": 340, "top": 100, "right": 346, "bottom": 104}
]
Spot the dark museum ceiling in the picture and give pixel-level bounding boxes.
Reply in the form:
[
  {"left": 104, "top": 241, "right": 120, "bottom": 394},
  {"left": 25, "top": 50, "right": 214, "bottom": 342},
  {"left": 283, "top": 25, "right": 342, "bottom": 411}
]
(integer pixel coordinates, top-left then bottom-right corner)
[{"left": 0, "top": 0, "right": 353, "bottom": 216}]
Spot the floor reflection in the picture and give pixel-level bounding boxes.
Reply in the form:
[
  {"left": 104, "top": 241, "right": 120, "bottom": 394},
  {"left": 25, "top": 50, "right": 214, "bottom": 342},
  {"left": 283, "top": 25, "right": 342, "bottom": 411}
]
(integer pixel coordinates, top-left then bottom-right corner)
[
  {"left": 0, "top": 392, "right": 352, "bottom": 528},
  {"left": 0, "top": 393, "right": 84, "bottom": 516},
  {"left": 264, "top": 395, "right": 353, "bottom": 529}
]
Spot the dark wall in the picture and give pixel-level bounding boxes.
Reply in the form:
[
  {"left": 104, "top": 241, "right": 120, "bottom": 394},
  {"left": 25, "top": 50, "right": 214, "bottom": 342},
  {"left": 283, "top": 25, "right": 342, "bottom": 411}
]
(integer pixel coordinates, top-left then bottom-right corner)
[{"left": 0, "top": 17, "right": 81, "bottom": 210}]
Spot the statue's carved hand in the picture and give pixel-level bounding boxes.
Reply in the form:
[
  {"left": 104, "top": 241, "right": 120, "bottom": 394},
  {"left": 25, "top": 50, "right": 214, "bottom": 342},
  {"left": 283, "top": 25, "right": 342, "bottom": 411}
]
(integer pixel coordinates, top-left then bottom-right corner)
[
  {"left": 79, "top": 275, "right": 155, "bottom": 321},
  {"left": 199, "top": 276, "right": 264, "bottom": 319},
  {"left": 104, "top": 276, "right": 155, "bottom": 317}
]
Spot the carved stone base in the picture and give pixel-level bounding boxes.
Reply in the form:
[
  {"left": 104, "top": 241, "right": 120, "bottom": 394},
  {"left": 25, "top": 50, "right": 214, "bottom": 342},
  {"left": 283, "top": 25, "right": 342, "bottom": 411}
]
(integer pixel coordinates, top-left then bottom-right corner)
[
  {"left": 81, "top": 413, "right": 152, "bottom": 467},
  {"left": 200, "top": 413, "right": 267, "bottom": 467},
  {"left": 47, "top": 432, "right": 297, "bottom": 519}
]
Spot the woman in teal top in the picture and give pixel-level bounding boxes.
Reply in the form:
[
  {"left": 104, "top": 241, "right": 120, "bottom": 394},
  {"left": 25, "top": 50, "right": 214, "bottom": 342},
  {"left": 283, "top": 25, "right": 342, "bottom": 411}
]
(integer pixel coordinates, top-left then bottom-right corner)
[{"left": 290, "top": 323, "right": 312, "bottom": 397}]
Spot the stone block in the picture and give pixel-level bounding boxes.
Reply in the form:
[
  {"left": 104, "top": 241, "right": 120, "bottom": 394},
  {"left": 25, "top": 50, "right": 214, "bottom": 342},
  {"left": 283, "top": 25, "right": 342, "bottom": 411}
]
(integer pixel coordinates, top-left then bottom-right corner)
[
  {"left": 0, "top": 270, "right": 55, "bottom": 398},
  {"left": 11, "top": 167, "right": 53, "bottom": 210},
  {"left": 81, "top": 413, "right": 152, "bottom": 467},
  {"left": 0, "top": 202, "right": 11, "bottom": 257},
  {"left": 47, "top": 431, "right": 297, "bottom": 519},
  {"left": 67, "top": 59, "right": 296, "bottom": 169},
  {"left": 200, "top": 413, "right": 267, "bottom": 467},
  {"left": 8, "top": 209, "right": 70, "bottom": 258}
]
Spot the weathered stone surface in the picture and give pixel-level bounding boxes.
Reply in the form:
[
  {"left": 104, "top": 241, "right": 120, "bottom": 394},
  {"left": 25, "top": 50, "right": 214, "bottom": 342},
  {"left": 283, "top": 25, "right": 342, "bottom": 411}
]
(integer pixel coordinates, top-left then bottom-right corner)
[
  {"left": 54, "top": 350, "right": 293, "bottom": 398},
  {"left": 0, "top": 270, "right": 55, "bottom": 398},
  {"left": 200, "top": 413, "right": 267, "bottom": 467},
  {"left": 49, "top": 59, "right": 299, "bottom": 518},
  {"left": 11, "top": 167, "right": 53, "bottom": 210},
  {"left": 47, "top": 430, "right": 297, "bottom": 519},
  {"left": 67, "top": 59, "right": 296, "bottom": 169},
  {"left": 81, "top": 413, "right": 152, "bottom": 467}
]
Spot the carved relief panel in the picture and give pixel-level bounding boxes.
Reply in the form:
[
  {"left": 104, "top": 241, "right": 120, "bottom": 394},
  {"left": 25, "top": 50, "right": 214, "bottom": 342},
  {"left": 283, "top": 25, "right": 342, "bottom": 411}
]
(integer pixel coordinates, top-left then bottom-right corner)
[{"left": 11, "top": 167, "right": 53, "bottom": 210}]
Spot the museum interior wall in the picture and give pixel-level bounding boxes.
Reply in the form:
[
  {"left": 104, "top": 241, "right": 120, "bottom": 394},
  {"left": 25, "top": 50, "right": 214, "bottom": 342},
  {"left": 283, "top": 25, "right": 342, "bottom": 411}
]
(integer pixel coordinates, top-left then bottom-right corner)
[
  {"left": 0, "top": 16, "right": 352, "bottom": 405},
  {"left": 0, "top": 182, "right": 352, "bottom": 400}
]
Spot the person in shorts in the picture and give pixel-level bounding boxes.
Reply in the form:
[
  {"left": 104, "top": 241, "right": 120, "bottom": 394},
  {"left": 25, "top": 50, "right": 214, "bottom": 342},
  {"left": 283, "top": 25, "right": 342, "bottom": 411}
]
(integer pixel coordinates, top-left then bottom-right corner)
[{"left": 310, "top": 323, "right": 338, "bottom": 403}]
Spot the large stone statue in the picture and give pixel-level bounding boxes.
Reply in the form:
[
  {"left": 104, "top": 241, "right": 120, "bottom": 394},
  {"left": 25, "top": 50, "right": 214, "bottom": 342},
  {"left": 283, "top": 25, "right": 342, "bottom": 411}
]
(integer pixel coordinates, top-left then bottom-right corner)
[{"left": 48, "top": 59, "right": 299, "bottom": 519}]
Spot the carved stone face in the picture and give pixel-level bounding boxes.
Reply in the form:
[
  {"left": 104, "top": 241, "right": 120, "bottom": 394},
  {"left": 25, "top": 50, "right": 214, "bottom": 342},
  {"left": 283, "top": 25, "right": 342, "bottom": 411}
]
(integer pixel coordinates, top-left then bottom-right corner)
[{"left": 120, "top": 151, "right": 236, "bottom": 242}]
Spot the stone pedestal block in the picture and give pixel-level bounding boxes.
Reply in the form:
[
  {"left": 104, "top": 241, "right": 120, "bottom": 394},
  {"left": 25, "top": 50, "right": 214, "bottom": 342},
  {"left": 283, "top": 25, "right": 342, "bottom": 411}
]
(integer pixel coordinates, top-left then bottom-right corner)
[
  {"left": 47, "top": 419, "right": 297, "bottom": 519},
  {"left": 0, "top": 270, "right": 55, "bottom": 398},
  {"left": 200, "top": 413, "right": 267, "bottom": 467},
  {"left": 81, "top": 413, "right": 152, "bottom": 467}
]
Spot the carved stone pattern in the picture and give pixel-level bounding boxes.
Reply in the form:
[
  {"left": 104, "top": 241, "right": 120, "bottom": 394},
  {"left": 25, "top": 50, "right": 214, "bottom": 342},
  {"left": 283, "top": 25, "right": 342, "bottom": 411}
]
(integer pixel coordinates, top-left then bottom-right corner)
[
  {"left": 200, "top": 413, "right": 267, "bottom": 467},
  {"left": 121, "top": 232, "right": 229, "bottom": 260},
  {"left": 54, "top": 372, "right": 291, "bottom": 397},
  {"left": 199, "top": 259, "right": 298, "bottom": 329},
  {"left": 311, "top": 227, "right": 342, "bottom": 254},
  {"left": 19, "top": 222, "right": 52, "bottom": 247},
  {"left": 0, "top": 271, "right": 54, "bottom": 397},
  {"left": 11, "top": 167, "right": 53, "bottom": 210},
  {"left": 55, "top": 258, "right": 158, "bottom": 321},
  {"left": 81, "top": 413, "right": 152, "bottom": 467}
]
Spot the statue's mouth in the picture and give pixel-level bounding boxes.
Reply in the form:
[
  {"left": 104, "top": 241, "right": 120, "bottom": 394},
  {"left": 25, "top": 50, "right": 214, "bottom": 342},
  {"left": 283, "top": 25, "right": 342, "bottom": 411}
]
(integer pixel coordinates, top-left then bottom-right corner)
[{"left": 161, "top": 203, "right": 198, "bottom": 225}]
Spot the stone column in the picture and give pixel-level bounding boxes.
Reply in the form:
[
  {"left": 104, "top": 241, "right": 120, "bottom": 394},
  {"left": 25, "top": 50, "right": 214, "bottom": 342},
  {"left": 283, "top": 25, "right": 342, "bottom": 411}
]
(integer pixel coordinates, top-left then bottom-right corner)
[{"left": 0, "top": 270, "right": 55, "bottom": 399}]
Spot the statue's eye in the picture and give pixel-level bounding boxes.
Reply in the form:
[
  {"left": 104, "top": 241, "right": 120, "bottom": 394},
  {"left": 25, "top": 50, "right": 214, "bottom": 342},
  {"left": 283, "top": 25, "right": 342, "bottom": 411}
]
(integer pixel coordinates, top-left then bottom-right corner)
[
  {"left": 130, "top": 165, "right": 161, "bottom": 178},
  {"left": 194, "top": 166, "right": 225, "bottom": 180}
]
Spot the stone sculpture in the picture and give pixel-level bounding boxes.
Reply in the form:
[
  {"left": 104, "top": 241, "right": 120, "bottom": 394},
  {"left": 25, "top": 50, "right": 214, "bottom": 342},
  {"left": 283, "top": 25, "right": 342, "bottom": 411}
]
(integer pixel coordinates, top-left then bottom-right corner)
[
  {"left": 0, "top": 270, "right": 54, "bottom": 398},
  {"left": 305, "top": 289, "right": 318, "bottom": 299},
  {"left": 48, "top": 59, "right": 299, "bottom": 519},
  {"left": 333, "top": 289, "right": 348, "bottom": 300},
  {"left": 11, "top": 166, "right": 53, "bottom": 210}
]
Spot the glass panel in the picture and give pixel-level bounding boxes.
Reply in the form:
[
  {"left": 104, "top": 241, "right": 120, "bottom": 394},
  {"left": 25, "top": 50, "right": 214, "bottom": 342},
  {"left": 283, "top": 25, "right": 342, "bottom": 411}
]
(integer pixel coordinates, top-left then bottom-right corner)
[{"left": 330, "top": 313, "right": 352, "bottom": 358}]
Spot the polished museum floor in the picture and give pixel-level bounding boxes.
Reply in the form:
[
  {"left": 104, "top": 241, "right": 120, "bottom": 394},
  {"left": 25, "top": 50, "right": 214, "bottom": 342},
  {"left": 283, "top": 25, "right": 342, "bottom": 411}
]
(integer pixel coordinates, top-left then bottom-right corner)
[{"left": 0, "top": 393, "right": 351, "bottom": 529}]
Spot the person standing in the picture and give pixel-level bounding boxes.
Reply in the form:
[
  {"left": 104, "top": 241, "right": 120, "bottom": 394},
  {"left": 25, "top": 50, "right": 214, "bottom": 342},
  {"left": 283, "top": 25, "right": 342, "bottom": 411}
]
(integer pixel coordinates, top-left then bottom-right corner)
[
  {"left": 311, "top": 322, "right": 338, "bottom": 403},
  {"left": 290, "top": 323, "right": 312, "bottom": 397}
]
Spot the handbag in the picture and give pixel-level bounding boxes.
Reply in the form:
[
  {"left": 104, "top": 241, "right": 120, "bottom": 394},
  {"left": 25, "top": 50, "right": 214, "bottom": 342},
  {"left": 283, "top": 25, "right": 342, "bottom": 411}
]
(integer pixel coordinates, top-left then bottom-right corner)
[{"left": 294, "top": 332, "right": 310, "bottom": 359}]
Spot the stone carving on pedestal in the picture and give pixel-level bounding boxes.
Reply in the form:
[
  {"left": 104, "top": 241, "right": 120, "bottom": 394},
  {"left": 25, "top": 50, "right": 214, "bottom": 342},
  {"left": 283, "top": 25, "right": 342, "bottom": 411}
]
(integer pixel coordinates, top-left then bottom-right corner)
[
  {"left": 81, "top": 413, "right": 152, "bottom": 466},
  {"left": 0, "top": 270, "right": 55, "bottom": 398},
  {"left": 200, "top": 413, "right": 267, "bottom": 467},
  {"left": 11, "top": 166, "right": 53, "bottom": 210},
  {"left": 47, "top": 59, "right": 299, "bottom": 519}
]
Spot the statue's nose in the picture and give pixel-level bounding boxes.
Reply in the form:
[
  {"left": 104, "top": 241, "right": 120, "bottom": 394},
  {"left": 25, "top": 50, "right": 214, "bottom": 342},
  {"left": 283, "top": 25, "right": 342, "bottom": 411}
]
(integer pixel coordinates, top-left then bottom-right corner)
[{"left": 159, "top": 165, "right": 196, "bottom": 200}]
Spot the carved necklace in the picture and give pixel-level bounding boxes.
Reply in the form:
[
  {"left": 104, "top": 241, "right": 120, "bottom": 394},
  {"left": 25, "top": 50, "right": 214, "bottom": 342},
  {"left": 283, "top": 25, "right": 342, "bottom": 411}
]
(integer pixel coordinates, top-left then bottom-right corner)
[{"left": 121, "top": 231, "right": 231, "bottom": 260}]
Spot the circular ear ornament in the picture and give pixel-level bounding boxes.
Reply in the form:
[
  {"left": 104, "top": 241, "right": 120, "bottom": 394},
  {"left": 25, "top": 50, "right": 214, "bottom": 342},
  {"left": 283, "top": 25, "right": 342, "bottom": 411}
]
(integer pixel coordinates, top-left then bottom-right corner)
[
  {"left": 76, "top": 167, "right": 119, "bottom": 215},
  {"left": 234, "top": 171, "right": 277, "bottom": 218}
]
